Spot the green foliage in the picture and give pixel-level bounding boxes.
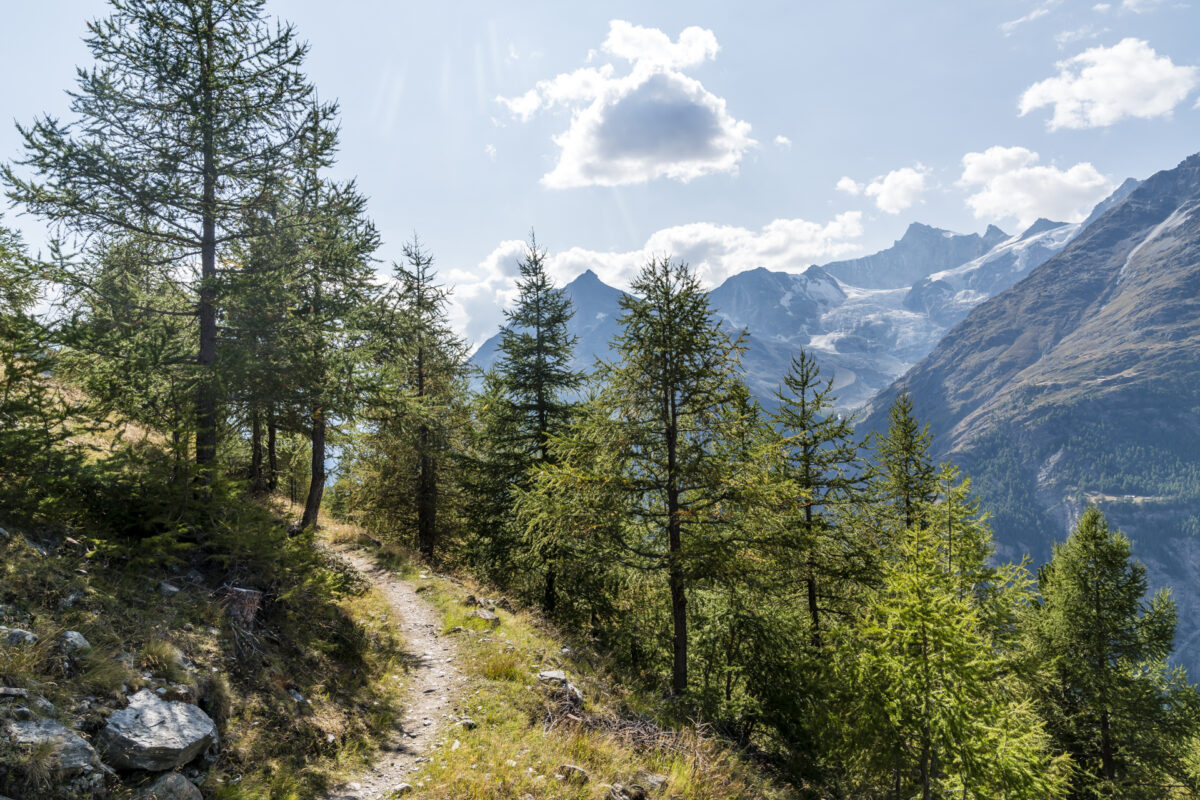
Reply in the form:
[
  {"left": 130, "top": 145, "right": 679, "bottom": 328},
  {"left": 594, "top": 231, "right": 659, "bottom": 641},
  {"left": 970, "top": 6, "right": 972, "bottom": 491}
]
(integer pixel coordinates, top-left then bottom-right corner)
[{"left": 1031, "top": 507, "right": 1200, "bottom": 799}]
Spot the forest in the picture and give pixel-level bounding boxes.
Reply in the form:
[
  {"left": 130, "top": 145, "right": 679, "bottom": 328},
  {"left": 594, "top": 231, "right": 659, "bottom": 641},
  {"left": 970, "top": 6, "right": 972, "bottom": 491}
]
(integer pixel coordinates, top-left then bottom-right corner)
[{"left": 2, "top": 1, "right": 1199, "bottom": 799}]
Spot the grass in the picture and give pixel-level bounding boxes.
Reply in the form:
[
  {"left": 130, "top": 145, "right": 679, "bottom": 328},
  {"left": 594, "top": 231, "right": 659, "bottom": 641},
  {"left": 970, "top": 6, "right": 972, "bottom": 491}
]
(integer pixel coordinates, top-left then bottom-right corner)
[
  {"left": 359, "top": 543, "right": 790, "bottom": 800},
  {"left": 0, "top": 505, "right": 416, "bottom": 800}
]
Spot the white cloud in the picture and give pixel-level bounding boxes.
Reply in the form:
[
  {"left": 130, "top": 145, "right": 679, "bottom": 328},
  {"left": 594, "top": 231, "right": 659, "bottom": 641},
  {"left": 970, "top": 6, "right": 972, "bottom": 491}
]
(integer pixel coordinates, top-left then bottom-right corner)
[
  {"left": 1001, "top": 6, "right": 1050, "bottom": 34},
  {"left": 446, "top": 239, "right": 528, "bottom": 347},
  {"left": 1019, "top": 38, "right": 1199, "bottom": 129},
  {"left": 484, "top": 143, "right": 496, "bottom": 160},
  {"left": 1093, "top": 3, "right": 1111, "bottom": 10},
  {"left": 774, "top": 134, "right": 792, "bottom": 149},
  {"left": 864, "top": 166, "right": 930, "bottom": 214},
  {"left": 1055, "top": 25, "right": 1106, "bottom": 48},
  {"left": 836, "top": 176, "right": 862, "bottom": 195},
  {"left": 497, "top": 20, "right": 755, "bottom": 188},
  {"left": 451, "top": 213, "right": 865, "bottom": 345},
  {"left": 1121, "top": 0, "right": 1164, "bottom": 11},
  {"left": 958, "top": 145, "right": 1113, "bottom": 228},
  {"left": 837, "top": 166, "right": 930, "bottom": 213}
]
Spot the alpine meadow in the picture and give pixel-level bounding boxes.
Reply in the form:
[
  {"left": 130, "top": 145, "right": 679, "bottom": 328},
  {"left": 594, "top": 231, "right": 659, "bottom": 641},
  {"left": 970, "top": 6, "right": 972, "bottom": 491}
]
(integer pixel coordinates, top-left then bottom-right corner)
[{"left": 3, "top": 2, "right": 1200, "bottom": 799}]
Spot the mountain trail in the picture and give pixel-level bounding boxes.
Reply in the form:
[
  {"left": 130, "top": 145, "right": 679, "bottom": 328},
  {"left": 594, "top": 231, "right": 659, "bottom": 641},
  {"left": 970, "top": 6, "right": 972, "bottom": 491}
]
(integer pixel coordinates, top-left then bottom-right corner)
[{"left": 325, "top": 547, "right": 465, "bottom": 800}]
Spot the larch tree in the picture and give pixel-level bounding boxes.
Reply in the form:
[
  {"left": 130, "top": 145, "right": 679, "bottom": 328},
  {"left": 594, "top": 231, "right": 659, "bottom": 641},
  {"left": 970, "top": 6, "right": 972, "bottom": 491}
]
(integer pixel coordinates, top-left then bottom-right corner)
[
  {"left": 875, "top": 392, "right": 936, "bottom": 531},
  {"left": 493, "top": 233, "right": 581, "bottom": 612},
  {"left": 769, "top": 350, "right": 868, "bottom": 647},
  {"left": 1032, "top": 507, "right": 1200, "bottom": 799},
  {"left": 3, "top": 0, "right": 334, "bottom": 484}
]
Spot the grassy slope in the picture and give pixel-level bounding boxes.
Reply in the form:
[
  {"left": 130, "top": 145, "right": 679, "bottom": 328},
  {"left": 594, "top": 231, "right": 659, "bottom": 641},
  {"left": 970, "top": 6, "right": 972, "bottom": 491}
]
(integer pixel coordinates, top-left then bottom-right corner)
[
  {"left": 339, "top": 532, "right": 790, "bottom": 800},
  {"left": 0, "top": 506, "right": 412, "bottom": 800}
]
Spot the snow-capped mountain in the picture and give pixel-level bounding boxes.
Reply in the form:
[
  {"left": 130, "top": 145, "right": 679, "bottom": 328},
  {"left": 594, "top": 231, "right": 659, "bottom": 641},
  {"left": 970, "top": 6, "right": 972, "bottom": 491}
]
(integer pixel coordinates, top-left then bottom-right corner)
[{"left": 469, "top": 186, "right": 1135, "bottom": 410}]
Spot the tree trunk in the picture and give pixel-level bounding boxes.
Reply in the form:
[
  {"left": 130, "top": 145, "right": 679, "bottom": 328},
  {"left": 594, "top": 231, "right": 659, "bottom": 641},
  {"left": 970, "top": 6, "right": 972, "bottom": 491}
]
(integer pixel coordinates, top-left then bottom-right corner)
[
  {"left": 267, "top": 409, "right": 278, "bottom": 493},
  {"left": 301, "top": 407, "right": 325, "bottom": 529},
  {"left": 417, "top": 442, "right": 436, "bottom": 560},
  {"left": 1100, "top": 708, "right": 1115, "bottom": 783},
  {"left": 250, "top": 405, "right": 265, "bottom": 494},
  {"left": 195, "top": 6, "right": 218, "bottom": 484},
  {"left": 805, "top": 502, "right": 821, "bottom": 648},
  {"left": 543, "top": 565, "right": 557, "bottom": 616}
]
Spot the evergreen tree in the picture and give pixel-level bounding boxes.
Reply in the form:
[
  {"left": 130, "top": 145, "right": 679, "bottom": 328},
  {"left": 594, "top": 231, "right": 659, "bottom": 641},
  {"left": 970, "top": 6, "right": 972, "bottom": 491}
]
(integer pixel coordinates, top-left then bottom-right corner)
[
  {"left": 769, "top": 350, "right": 868, "bottom": 647},
  {"left": 4, "top": 0, "right": 333, "bottom": 481},
  {"left": 1032, "top": 507, "right": 1200, "bottom": 799},
  {"left": 876, "top": 392, "right": 936, "bottom": 530},
  {"left": 493, "top": 234, "right": 581, "bottom": 612},
  {"left": 522, "top": 257, "right": 750, "bottom": 695}
]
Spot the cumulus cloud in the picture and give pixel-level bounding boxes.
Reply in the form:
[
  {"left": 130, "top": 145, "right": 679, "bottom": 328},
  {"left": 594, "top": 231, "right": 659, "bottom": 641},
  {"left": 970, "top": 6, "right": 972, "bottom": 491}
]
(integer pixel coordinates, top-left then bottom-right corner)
[
  {"left": 836, "top": 176, "right": 862, "bottom": 195},
  {"left": 774, "top": 135, "right": 792, "bottom": 149},
  {"left": 451, "top": 213, "right": 865, "bottom": 346},
  {"left": 1019, "top": 38, "right": 1199, "bottom": 129},
  {"left": 836, "top": 166, "right": 930, "bottom": 213},
  {"left": 496, "top": 20, "right": 755, "bottom": 188},
  {"left": 958, "top": 145, "right": 1113, "bottom": 228}
]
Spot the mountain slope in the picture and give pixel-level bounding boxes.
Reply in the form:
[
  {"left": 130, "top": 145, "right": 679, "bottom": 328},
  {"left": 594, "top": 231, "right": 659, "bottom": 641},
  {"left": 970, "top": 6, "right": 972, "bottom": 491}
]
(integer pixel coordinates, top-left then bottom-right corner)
[
  {"left": 860, "top": 152, "right": 1200, "bottom": 668},
  {"left": 821, "top": 222, "right": 1008, "bottom": 289}
]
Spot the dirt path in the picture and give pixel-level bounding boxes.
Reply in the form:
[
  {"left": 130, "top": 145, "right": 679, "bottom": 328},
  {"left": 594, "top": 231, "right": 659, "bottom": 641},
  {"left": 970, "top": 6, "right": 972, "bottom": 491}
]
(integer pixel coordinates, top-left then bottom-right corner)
[{"left": 327, "top": 548, "right": 465, "bottom": 800}]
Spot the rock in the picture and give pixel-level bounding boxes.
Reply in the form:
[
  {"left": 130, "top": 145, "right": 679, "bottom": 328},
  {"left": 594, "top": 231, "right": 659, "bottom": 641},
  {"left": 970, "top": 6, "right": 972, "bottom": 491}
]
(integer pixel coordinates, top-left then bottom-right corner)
[
  {"left": 0, "top": 687, "right": 29, "bottom": 700},
  {"left": 457, "top": 717, "right": 477, "bottom": 730},
  {"left": 98, "top": 689, "right": 218, "bottom": 771},
  {"left": 60, "top": 589, "right": 87, "bottom": 610},
  {"left": 10, "top": 707, "right": 33, "bottom": 721},
  {"left": 565, "top": 682, "right": 584, "bottom": 708},
  {"left": 6, "top": 718, "right": 105, "bottom": 776},
  {"left": 472, "top": 608, "right": 500, "bottom": 625},
  {"left": 159, "top": 581, "right": 181, "bottom": 597},
  {"left": 635, "top": 771, "right": 668, "bottom": 792},
  {"left": 138, "top": 772, "right": 203, "bottom": 800},
  {"left": 558, "top": 763, "right": 589, "bottom": 784},
  {"left": 0, "top": 526, "right": 9, "bottom": 540},
  {"left": 464, "top": 594, "right": 477, "bottom": 606},
  {"left": 1, "top": 627, "right": 38, "bottom": 646},
  {"left": 288, "top": 689, "right": 306, "bottom": 704},
  {"left": 537, "top": 670, "right": 568, "bottom": 685},
  {"left": 394, "top": 784, "right": 415, "bottom": 795},
  {"left": 61, "top": 630, "right": 92, "bottom": 654}
]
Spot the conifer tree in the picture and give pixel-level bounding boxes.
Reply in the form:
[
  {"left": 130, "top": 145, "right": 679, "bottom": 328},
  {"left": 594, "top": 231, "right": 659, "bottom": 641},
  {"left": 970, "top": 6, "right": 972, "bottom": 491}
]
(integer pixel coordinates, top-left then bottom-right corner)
[
  {"left": 770, "top": 350, "right": 867, "bottom": 646},
  {"left": 4, "top": 0, "right": 334, "bottom": 482},
  {"left": 876, "top": 392, "right": 936, "bottom": 530},
  {"left": 522, "top": 257, "right": 749, "bottom": 695},
  {"left": 1032, "top": 507, "right": 1200, "bottom": 799},
  {"left": 493, "top": 234, "right": 581, "bottom": 612}
]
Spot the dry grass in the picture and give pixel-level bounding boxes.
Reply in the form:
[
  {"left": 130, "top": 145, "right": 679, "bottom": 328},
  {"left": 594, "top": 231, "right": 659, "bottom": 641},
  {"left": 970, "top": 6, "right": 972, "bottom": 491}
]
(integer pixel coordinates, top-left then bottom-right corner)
[{"left": 357, "top": 543, "right": 789, "bottom": 800}]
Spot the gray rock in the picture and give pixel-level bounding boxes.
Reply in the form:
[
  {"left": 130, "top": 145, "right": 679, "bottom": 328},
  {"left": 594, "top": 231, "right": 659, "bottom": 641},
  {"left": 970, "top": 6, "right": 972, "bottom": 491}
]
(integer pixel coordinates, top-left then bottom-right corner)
[
  {"left": 394, "top": 784, "right": 415, "bottom": 795},
  {"left": 6, "top": 718, "right": 104, "bottom": 776},
  {"left": 472, "top": 608, "right": 500, "bottom": 625},
  {"left": 31, "top": 695, "right": 56, "bottom": 714},
  {"left": 0, "top": 526, "right": 9, "bottom": 540},
  {"left": 159, "top": 582, "right": 181, "bottom": 597},
  {"left": 60, "top": 589, "right": 87, "bottom": 610},
  {"left": 98, "top": 689, "right": 218, "bottom": 771},
  {"left": 61, "top": 630, "right": 92, "bottom": 654},
  {"left": 0, "top": 687, "right": 29, "bottom": 700},
  {"left": 1, "top": 627, "right": 38, "bottom": 646},
  {"left": 558, "top": 763, "right": 589, "bottom": 784},
  {"left": 635, "top": 771, "right": 668, "bottom": 792},
  {"left": 457, "top": 717, "right": 477, "bottom": 730},
  {"left": 138, "top": 772, "right": 203, "bottom": 800},
  {"left": 10, "top": 706, "right": 33, "bottom": 721},
  {"left": 537, "top": 670, "right": 568, "bottom": 685}
]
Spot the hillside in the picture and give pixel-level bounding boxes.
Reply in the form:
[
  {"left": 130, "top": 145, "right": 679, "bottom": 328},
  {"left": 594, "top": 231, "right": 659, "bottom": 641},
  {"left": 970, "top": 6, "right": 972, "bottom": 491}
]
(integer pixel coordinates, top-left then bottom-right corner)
[{"left": 860, "top": 152, "right": 1200, "bottom": 668}]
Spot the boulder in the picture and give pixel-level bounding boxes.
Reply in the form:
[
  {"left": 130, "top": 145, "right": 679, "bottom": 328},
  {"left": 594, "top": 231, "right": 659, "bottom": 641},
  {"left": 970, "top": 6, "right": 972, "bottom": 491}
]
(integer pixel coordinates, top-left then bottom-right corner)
[
  {"left": 537, "top": 670, "right": 568, "bottom": 685},
  {"left": 98, "top": 689, "right": 217, "bottom": 771},
  {"left": 6, "top": 718, "right": 104, "bottom": 776},
  {"left": 472, "top": 608, "right": 500, "bottom": 626},
  {"left": 138, "top": 772, "right": 203, "bottom": 800},
  {"left": 61, "top": 631, "right": 92, "bottom": 654},
  {"left": 1, "top": 627, "right": 38, "bottom": 646}
]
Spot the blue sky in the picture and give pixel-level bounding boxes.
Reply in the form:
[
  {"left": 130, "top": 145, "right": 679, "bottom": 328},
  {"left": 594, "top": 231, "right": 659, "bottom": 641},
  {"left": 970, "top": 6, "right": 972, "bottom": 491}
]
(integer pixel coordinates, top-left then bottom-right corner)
[{"left": 3, "top": 0, "right": 1199, "bottom": 344}]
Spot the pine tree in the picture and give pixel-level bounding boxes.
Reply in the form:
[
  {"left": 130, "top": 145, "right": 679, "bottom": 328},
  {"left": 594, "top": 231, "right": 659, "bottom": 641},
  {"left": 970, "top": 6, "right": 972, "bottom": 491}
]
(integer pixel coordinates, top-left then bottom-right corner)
[
  {"left": 769, "top": 350, "right": 868, "bottom": 647},
  {"left": 4, "top": 0, "right": 334, "bottom": 482},
  {"left": 493, "top": 234, "right": 581, "bottom": 612},
  {"left": 876, "top": 392, "right": 936, "bottom": 530},
  {"left": 1032, "top": 507, "right": 1200, "bottom": 799}
]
